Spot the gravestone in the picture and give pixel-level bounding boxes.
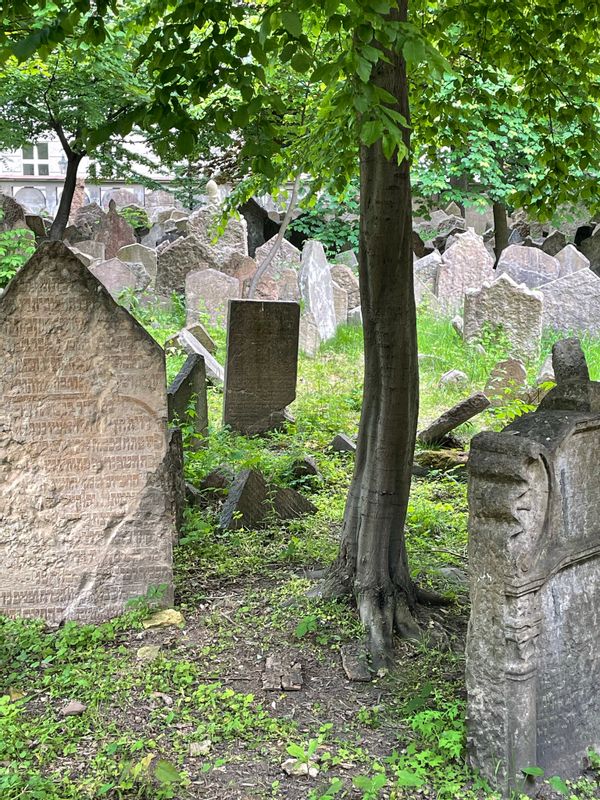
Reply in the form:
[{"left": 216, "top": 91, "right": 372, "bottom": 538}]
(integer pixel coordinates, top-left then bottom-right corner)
[
  {"left": 579, "top": 228, "right": 600, "bottom": 272},
  {"left": 117, "top": 243, "right": 158, "bottom": 283},
  {"left": 223, "top": 300, "right": 300, "bottom": 434},
  {"left": 497, "top": 244, "right": 560, "bottom": 288},
  {"left": 332, "top": 281, "right": 349, "bottom": 326},
  {"left": 555, "top": 244, "right": 590, "bottom": 276},
  {"left": 463, "top": 274, "right": 543, "bottom": 361},
  {"left": 299, "top": 240, "right": 337, "bottom": 341},
  {"left": 255, "top": 235, "right": 301, "bottom": 272},
  {"left": 334, "top": 250, "right": 358, "bottom": 269},
  {"left": 167, "top": 354, "right": 208, "bottom": 441},
  {"left": 0, "top": 242, "right": 174, "bottom": 624},
  {"left": 177, "top": 328, "right": 224, "bottom": 386},
  {"left": 94, "top": 200, "right": 136, "bottom": 260},
  {"left": 467, "top": 340, "right": 600, "bottom": 796},
  {"left": 299, "top": 311, "right": 321, "bottom": 356},
  {"left": 0, "top": 194, "right": 27, "bottom": 231},
  {"left": 414, "top": 250, "right": 442, "bottom": 293},
  {"left": 540, "top": 268, "right": 600, "bottom": 336},
  {"left": 330, "top": 264, "right": 360, "bottom": 309},
  {"left": 436, "top": 230, "right": 494, "bottom": 311},
  {"left": 90, "top": 258, "right": 150, "bottom": 302},
  {"left": 156, "top": 235, "right": 211, "bottom": 294},
  {"left": 484, "top": 358, "right": 528, "bottom": 405},
  {"left": 540, "top": 230, "right": 567, "bottom": 256},
  {"left": 188, "top": 206, "right": 248, "bottom": 268},
  {"left": 76, "top": 240, "right": 106, "bottom": 261},
  {"left": 185, "top": 267, "right": 240, "bottom": 327}
]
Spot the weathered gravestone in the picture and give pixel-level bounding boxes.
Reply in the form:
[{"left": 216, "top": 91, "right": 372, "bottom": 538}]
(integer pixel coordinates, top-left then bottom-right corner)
[
  {"left": 117, "top": 243, "right": 157, "bottom": 283},
  {"left": 90, "top": 257, "right": 150, "bottom": 301},
  {"left": 463, "top": 274, "right": 543, "bottom": 361},
  {"left": 167, "top": 353, "right": 209, "bottom": 441},
  {"left": 436, "top": 229, "right": 494, "bottom": 311},
  {"left": 94, "top": 200, "right": 136, "bottom": 260},
  {"left": 0, "top": 242, "right": 175, "bottom": 624},
  {"left": 185, "top": 267, "right": 240, "bottom": 326},
  {"left": 540, "top": 268, "right": 600, "bottom": 336},
  {"left": 496, "top": 244, "right": 560, "bottom": 288},
  {"left": 156, "top": 235, "right": 210, "bottom": 294},
  {"left": 467, "top": 339, "right": 600, "bottom": 797},
  {"left": 300, "top": 240, "right": 337, "bottom": 341},
  {"left": 555, "top": 244, "right": 590, "bottom": 276},
  {"left": 223, "top": 300, "right": 300, "bottom": 434}
]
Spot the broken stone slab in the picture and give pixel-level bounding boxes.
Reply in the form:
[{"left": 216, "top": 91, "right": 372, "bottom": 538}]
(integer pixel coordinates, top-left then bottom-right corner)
[
  {"left": 537, "top": 338, "right": 600, "bottom": 413},
  {"left": 176, "top": 329, "right": 224, "bottom": 386},
  {"left": 167, "top": 354, "right": 209, "bottom": 439},
  {"left": 0, "top": 242, "right": 174, "bottom": 624},
  {"left": 418, "top": 392, "right": 491, "bottom": 445},
  {"left": 262, "top": 655, "right": 303, "bottom": 691},
  {"left": 340, "top": 643, "right": 372, "bottom": 682},
  {"left": 273, "top": 488, "right": 317, "bottom": 520},
  {"left": 223, "top": 300, "right": 300, "bottom": 435},
  {"left": 59, "top": 700, "right": 87, "bottom": 717},
  {"left": 463, "top": 274, "right": 543, "bottom": 362},
  {"left": 167, "top": 427, "right": 185, "bottom": 537},
  {"left": 413, "top": 449, "right": 469, "bottom": 473},
  {"left": 290, "top": 456, "right": 321, "bottom": 482},
  {"left": 438, "top": 369, "right": 468, "bottom": 389},
  {"left": 186, "top": 323, "right": 217, "bottom": 355},
  {"left": 329, "top": 433, "right": 356, "bottom": 452},
  {"left": 552, "top": 337, "right": 589, "bottom": 383}
]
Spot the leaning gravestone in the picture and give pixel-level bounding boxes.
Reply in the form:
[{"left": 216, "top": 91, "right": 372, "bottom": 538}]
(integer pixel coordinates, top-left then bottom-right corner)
[
  {"left": 117, "top": 243, "right": 158, "bottom": 283},
  {"left": 463, "top": 274, "right": 543, "bottom": 361},
  {"left": 300, "top": 240, "right": 337, "bottom": 341},
  {"left": 167, "top": 353, "right": 209, "bottom": 442},
  {"left": 90, "top": 258, "right": 150, "bottom": 301},
  {"left": 0, "top": 242, "right": 174, "bottom": 624},
  {"left": 223, "top": 300, "right": 300, "bottom": 434},
  {"left": 467, "top": 339, "right": 600, "bottom": 797}
]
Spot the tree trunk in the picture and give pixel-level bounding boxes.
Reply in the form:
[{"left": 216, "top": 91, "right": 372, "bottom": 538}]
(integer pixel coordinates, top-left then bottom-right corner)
[
  {"left": 48, "top": 152, "right": 84, "bottom": 241},
  {"left": 493, "top": 200, "right": 509, "bottom": 261},
  {"left": 321, "top": 0, "right": 421, "bottom": 668}
]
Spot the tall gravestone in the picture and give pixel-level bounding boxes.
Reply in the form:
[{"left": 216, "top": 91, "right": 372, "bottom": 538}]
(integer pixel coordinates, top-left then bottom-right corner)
[
  {"left": 223, "top": 300, "right": 300, "bottom": 434},
  {"left": 467, "top": 339, "right": 600, "bottom": 797},
  {"left": 0, "top": 242, "right": 175, "bottom": 624}
]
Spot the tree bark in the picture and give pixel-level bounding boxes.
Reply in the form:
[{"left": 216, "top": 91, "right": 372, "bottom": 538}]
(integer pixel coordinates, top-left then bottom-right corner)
[
  {"left": 320, "top": 0, "right": 421, "bottom": 668},
  {"left": 48, "top": 151, "right": 84, "bottom": 241},
  {"left": 493, "top": 200, "right": 509, "bottom": 261}
]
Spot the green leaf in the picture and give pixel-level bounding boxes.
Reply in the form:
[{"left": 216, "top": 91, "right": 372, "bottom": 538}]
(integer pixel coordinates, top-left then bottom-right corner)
[
  {"left": 290, "top": 51, "right": 312, "bottom": 73},
  {"left": 176, "top": 130, "right": 196, "bottom": 155},
  {"left": 281, "top": 10, "right": 302, "bottom": 37},
  {"left": 548, "top": 776, "right": 569, "bottom": 794},
  {"left": 286, "top": 743, "right": 306, "bottom": 759},
  {"left": 360, "top": 120, "right": 384, "bottom": 147},
  {"left": 396, "top": 769, "right": 424, "bottom": 787},
  {"left": 154, "top": 759, "right": 182, "bottom": 785},
  {"left": 521, "top": 766, "right": 544, "bottom": 778}
]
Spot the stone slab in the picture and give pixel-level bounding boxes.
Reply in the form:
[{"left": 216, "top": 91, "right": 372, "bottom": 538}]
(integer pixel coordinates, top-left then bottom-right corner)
[
  {"left": 0, "top": 241, "right": 174, "bottom": 624},
  {"left": 497, "top": 244, "right": 560, "bottom": 288},
  {"left": 223, "top": 300, "right": 300, "bottom": 434},
  {"left": 185, "top": 267, "right": 240, "bottom": 327},
  {"left": 540, "top": 268, "right": 600, "bottom": 336},
  {"left": 300, "top": 240, "right": 337, "bottom": 341},
  {"left": 436, "top": 230, "right": 494, "bottom": 311}
]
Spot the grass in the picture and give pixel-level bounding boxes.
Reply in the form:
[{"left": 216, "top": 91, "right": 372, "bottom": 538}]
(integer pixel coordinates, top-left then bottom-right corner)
[{"left": 1, "top": 297, "right": 599, "bottom": 800}]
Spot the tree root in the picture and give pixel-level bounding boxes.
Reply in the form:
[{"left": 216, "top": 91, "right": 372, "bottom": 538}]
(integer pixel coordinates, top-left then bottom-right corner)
[{"left": 415, "top": 585, "right": 453, "bottom": 607}]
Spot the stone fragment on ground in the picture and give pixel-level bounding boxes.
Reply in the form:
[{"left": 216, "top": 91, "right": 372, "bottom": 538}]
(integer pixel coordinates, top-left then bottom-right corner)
[
  {"left": 59, "top": 700, "right": 87, "bottom": 717},
  {"left": 177, "top": 328, "right": 225, "bottom": 386},
  {"left": 413, "top": 450, "right": 469, "bottom": 473},
  {"left": 262, "top": 655, "right": 303, "bottom": 691},
  {"left": 281, "top": 759, "right": 318, "bottom": 778},
  {"left": 329, "top": 433, "right": 356, "bottom": 452},
  {"left": 142, "top": 609, "right": 185, "bottom": 629},
  {"left": 340, "top": 643, "right": 372, "bottom": 682},
  {"left": 438, "top": 369, "right": 468, "bottom": 389},
  {"left": 418, "top": 392, "right": 491, "bottom": 445},
  {"left": 290, "top": 456, "right": 321, "bottom": 482},
  {"left": 136, "top": 645, "right": 162, "bottom": 662}
]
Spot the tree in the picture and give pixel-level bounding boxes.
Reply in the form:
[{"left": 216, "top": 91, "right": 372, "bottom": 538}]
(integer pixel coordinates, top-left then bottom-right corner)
[
  {"left": 0, "top": 11, "right": 155, "bottom": 238},
  {"left": 4, "top": 0, "right": 600, "bottom": 666}
]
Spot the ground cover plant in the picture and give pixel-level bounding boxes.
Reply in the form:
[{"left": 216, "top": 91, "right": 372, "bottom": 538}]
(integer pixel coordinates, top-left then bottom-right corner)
[{"left": 2, "top": 298, "right": 599, "bottom": 800}]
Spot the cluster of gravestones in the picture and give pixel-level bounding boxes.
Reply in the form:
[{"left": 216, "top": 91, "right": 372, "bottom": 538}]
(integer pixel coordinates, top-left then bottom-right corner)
[
  {"left": 0, "top": 241, "right": 315, "bottom": 628},
  {"left": 14, "top": 193, "right": 361, "bottom": 358}
]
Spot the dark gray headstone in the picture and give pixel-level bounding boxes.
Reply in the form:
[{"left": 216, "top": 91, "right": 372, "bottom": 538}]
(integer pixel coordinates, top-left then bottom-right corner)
[
  {"left": 223, "top": 299, "right": 300, "bottom": 435},
  {"left": 167, "top": 353, "right": 209, "bottom": 440}
]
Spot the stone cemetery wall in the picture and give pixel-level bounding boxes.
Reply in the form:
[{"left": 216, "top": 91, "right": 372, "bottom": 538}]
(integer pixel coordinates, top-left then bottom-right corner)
[
  {"left": 223, "top": 299, "right": 300, "bottom": 434},
  {"left": 0, "top": 242, "right": 175, "bottom": 625},
  {"left": 466, "top": 358, "right": 600, "bottom": 795}
]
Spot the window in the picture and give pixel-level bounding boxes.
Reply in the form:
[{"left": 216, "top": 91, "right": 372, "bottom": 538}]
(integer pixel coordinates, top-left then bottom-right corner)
[
  {"left": 23, "top": 163, "right": 34, "bottom": 176},
  {"left": 38, "top": 164, "right": 49, "bottom": 176},
  {"left": 22, "top": 143, "right": 50, "bottom": 176},
  {"left": 37, "top": 143, "right": 48, "bottom": 160},
  {"left": 22, "top": 145, "right": 34, "bottom": 160}
]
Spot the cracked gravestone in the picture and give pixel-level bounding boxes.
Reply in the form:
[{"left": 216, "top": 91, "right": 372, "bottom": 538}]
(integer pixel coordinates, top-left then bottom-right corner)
[{"left": 0, "top": 241, "right": 174, "bottom": 624}]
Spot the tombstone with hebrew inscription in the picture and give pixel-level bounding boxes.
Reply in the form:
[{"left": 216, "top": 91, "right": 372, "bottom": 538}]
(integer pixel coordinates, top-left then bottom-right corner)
[
  {"left": 0, "top": 241, "right": 175, "bottom": 625},
  {"left": 466, "top": 339, "right": 600, "bottom": 797},
  {"left": 223, "top": 299, "right": 300, "bottom": 435}
]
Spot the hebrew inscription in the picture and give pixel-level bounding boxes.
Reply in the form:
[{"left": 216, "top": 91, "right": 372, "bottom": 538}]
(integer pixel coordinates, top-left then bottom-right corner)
[{"left": 0, "top": 242, "right": 174, "bottom": 624}]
